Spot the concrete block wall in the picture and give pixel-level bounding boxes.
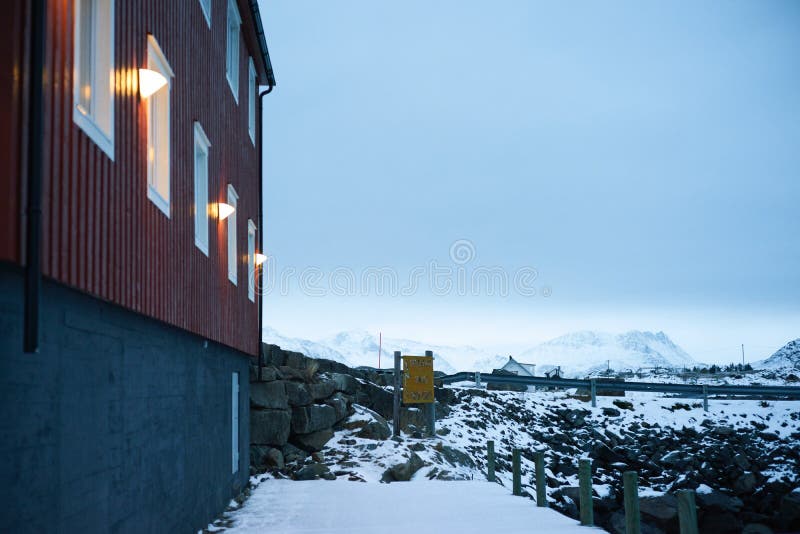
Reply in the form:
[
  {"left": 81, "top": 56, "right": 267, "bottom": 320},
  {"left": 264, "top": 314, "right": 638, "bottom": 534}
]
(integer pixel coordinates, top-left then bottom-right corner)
[{"left": 0, "top": 265, "right": 250, "bottom": 533}]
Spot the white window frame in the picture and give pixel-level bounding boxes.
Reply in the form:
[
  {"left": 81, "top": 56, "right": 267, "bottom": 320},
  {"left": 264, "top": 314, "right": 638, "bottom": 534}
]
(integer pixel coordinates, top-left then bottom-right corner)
[
  {"left": 198, "top": 0, "right": 211, "bottom": 28},
  {"left": 226, "top": 0, "right": 242, "bottom": 102},
  {"left": 247, "top": 220, "right": 256, "bottom": 302},
  {"left": 145, "top": 35, "right": 175, "bottom": 218},
  {"left": 227, "top": 185, "right": 239, "bottom": 285},
  {"left": 73, "top": 0, "right": 115, "bottom": 160},
  {"left": 248, "top": 57, "right": 256, "bottom": 145},
  {"left": 193, "top": 122, "right": 211, "bottom": 256},
  {"left": 231, "top": 372, "right": 239, "bottom": 474}
]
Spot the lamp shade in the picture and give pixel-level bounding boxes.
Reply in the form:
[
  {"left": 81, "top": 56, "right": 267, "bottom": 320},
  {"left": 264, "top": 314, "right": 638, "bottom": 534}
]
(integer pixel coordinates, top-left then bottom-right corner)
[
  {"left": 139, "top": 68, "right": 168, "bottom": 98},
  {"left": 217, "top": 202, "right": 235, "bottom": 221}
]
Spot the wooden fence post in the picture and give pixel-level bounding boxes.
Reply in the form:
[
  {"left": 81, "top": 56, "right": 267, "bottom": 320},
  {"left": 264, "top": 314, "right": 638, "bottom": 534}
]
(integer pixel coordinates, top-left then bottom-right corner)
[
  {"left": 535, "top": 451, "right": 547, "bottom": 507},
  {"left": 702, "top": 385, "right": 708, "bottom": 412},
  {"left": 393, "top": 351, "right": 401, "bottom": 437},
  {"left": 677, "top": 489, "right": 699, "bottom": 534},
  {"left": 487, "top": 440, "right": 496, "bottom": 482},
  {"left": 623, "top": 471, "right": 640, "bottom": 534},
  {"left": 578, "top": 458, "right": 593, "bottom": 526},
  {"left": 512, "top": 449, "right": 521, "bottom": 496}
]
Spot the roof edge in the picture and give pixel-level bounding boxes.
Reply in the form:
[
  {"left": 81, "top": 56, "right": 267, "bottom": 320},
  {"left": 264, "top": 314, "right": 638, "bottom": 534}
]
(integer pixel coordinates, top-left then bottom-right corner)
[{"left": 248, "top": 1, "right": 276, "bottom": 87}]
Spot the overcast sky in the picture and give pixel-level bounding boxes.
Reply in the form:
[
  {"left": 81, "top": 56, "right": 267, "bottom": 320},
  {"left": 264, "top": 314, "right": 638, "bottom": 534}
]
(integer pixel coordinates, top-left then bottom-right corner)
[{"left": 258, "top": 0, "right": 799, "bottom": 362}]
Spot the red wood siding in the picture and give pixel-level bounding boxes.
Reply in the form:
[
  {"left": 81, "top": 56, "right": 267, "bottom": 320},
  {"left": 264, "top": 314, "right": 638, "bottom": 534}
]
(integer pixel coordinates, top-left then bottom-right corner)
[{"left": 0, "top": 0, "right": 266, "bottom": 356}]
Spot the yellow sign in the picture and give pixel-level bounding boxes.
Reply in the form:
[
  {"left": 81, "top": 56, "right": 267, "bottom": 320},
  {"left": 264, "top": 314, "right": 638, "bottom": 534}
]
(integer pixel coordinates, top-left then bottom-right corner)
[{"left": 402, "top": 355, "right": 434, "bottom": 403}]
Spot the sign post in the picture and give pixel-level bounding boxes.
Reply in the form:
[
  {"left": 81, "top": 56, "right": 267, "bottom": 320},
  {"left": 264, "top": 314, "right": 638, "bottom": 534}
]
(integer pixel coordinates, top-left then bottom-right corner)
[
  {"left": 401, "top": 351, "right": 436, "bottom": 436},
  {"left": 393, "top": 351, "right": 401, "bottom": 437}
]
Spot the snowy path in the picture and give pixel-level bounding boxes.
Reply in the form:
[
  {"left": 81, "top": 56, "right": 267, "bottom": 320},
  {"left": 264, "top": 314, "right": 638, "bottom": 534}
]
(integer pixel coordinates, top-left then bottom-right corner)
[{"left": 221, "top": 479, "right": 602, "bottom": 533}]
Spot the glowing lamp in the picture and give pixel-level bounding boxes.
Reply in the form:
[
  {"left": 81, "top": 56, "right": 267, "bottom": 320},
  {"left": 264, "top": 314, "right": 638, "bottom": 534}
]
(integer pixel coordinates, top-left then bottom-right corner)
[
  {"left": 254, "top": 253, "right": 267, "bottom": 266},
  {"left": 139, "top": 68, "right": 168, "bottom": 98},
  {"left": 217, "top": 202, "right": 235, "bottom": 221}
]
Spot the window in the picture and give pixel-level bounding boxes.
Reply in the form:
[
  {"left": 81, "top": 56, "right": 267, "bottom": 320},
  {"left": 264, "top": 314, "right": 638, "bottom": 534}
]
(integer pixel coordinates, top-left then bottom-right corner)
[
  {"left": 231, "top": 372, "right": 239, "bottom": 474},
  {"left": 226, "top": 0, "right": 241, "bottom": 102},
  {"left": 248, "top": 57, "right": 256, "bottom": 144},
  {"left": 73, "top": 0, "right": 115, "bottom": 159},
  {"left": 247, "top": 220, "right": 256, "bottom": 302},
  {"left": 194, "top": 122, "right": 211, "bottom": 255},
  {"left": 199, "top": 0, "right": 211, "bottom": 27},
  {"left": 146, "top": 35, "right": 174, "bottom": 218},
  {"left": 227, "top": 185, "right": 239, "bottom": 285}
]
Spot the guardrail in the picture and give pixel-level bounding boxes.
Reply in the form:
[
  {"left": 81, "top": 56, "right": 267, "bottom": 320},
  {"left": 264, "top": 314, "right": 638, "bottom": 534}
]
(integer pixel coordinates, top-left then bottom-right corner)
[{"left": 439, "top": 371, "right": 800, "bottom": 399}]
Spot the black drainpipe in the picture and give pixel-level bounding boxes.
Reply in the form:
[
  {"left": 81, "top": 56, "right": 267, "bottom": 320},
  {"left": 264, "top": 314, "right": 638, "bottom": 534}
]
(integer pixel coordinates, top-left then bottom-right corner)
[
  {"left": 24, "top": 0, "right": 46, "bottom": 354},
  {"left": 257, "top": 83, "right": 274, "bottom": 379}
]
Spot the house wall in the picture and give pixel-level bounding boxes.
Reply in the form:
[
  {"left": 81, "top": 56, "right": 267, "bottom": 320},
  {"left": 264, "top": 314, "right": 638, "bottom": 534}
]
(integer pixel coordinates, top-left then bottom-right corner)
[
  {"left": 0, "top": 264, "right": 250, "bottom": 533},
  {"left": 0, "top": 0, "right": 263, "bottom": 356}
]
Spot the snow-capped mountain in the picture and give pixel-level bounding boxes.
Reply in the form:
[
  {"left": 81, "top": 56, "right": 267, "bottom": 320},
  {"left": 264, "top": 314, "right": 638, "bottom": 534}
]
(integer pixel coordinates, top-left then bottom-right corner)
[
  {"left": 262, "top": 327, "right": 488, "bottom": 374},
  {"left": 518, "top": 330, "right": 698, "bottom": 377},
  {"left": 261, "top": 326, "right": 350, "bottom": 365},
  {"left": 754, "top": 339, "right": 800, "bottom": 370}
]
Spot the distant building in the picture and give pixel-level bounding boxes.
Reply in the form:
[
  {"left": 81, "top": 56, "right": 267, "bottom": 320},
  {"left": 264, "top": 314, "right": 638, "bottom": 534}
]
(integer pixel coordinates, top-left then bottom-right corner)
[
  {"left": 501, "top": 356, "right": 537, "bottom": 377},
  {"left": 1, "top": 0, "right": 275, "bottom": 531}
]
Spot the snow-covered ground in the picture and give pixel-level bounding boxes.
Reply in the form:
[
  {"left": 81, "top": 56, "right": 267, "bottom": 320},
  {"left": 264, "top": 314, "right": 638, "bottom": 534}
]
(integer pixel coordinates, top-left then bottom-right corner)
[{"left": 216, "top": 479, "right": 600, "bottom": 534}]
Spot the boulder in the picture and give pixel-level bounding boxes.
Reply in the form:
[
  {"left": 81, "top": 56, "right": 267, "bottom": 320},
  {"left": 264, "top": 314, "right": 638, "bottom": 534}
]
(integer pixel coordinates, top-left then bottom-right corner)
[
  {"left": 602, "top": 407, "right": 621, "bottom": 417},
  {"left": 281, "top": 443, "right": 308, "bottom": 464},
  {"left": 381, "top": 452, "right": 425, "bottom": 482},
  {"left": 330, "top": 372, "right": 359, "bottom": 394},
  {"left": 326, "top": 392, "right": 349, "bottom": 422},
  {"left": 266, "top": 448, "right": 285, "bottom": 469},
  {"left": 356, "top": 420, "right": 392, "bottom": 441},
  {"left": 613, "top": 400, "right": 634, "bottom": 411},
  {"left": 294, "top": 462, "right": 331, "bottom": 481},
  {"left": 354, "top": 382, "right": 394, "bottom": 419},
  {"left": 696, "top": 489, "right": 743, "bottom": 513},
  {"left": 292, "top": 429, "right": 334, "bottom": 452},
  {"left": 285, "top": 381, "right": 312, "bottom": 406},
  {"left": 292, "top": 404, "right": 338, "bottom": 434},
  {"left": 776, "top": 491, "right": 800, "bottom": 531},
  {"left": 251, "top": 409, "right": 291, "bottom": 446},
  {"left": 309, "top": 381, "right": 336, "bottom": 401},
  {"left": 733, "top": 472, "right": 757, "bottom": 494},
  {"left": 250, "top": 381, "right": 288, "bottom": 410},
  {"left": 258, "top": 366, "right": 279, "bottom": 382},
  {"left": 659, "top": 450, "right": 689, "bottom": 469},
  {"left": 639, "top": 493, "right": 677, "bottom": 522},
  {"left": 437, "top": 445, "right": 476, "bottom": 469}
]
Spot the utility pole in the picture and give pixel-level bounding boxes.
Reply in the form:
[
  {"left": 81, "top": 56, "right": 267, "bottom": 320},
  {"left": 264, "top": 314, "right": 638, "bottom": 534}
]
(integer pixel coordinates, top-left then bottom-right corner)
[
  {"left": 742, "top": 344, "right": 745, "bottom": 367},
  {"left": 378, "top": 331, "right": 382, "bottom": 368}
]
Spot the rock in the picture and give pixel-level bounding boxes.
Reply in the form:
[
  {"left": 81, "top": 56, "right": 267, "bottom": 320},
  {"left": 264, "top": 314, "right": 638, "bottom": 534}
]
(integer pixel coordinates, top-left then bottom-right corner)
[
  {"left": 437, "top": 445, "right": 476, "bottom": 469},
  {"left": 263, "top": 366, "right": 279, "bottom": 381},
  {"left": 613, "top": 400, "right": 634, "bottom": 411},
  {"left": 278, "top": 366, "right": 306, "bottom": 381},
  {"left": 733, "top": 453, "right": 751, "bottom": 470},
  {"left": 354, "top": 382, "right": 394, "bottom": 419},
  {"left": 639, "top": 493, "right": 677, "bottom": 521},
  {"left": 733, "top": 472, "right": 757, "bottom": 494},
  {"left": 284, "top": 381, "right": 312, "bottom": 406},
  {"left": 292, "top": 429, "right": 334, "bottom": 452},
  {"left": 251, "top": 409, "right": 291, "bottom": 446},
  {"left": 701, "top": 512, "right": 742, "bottom": 534},
  {"left": 356, "top": 420, "right": 392, "bottom": 441},
  {"left": 330, "top": 372, "right": 359, "bottom": 394},
  {"left": 265, "top": 448, "right": 284, "bottom": 469},
  {"left": 713, "top": 426, "right": 735, "bottom": 437},
  {"left": 696, "top": 489, "right": 743, "bottom": 513},
  {"left": 250, "top": 381, "right": 288, "bottom": 410},
  {"left": 326, "top": 392, "right": 349, "bottom": 422},
  {"left": 292, "top": 404, "right": 338, "bottom": 434},
  {"left": 400, "top": 406, "right": 429, "bottom": 433},
  {"left": 294, "top": 462, "right": 330, "bottom": 480},
  {"left": 659, "top": 450, "right": 688, "bottom": 469},
  {"left": 609, "top": 511, "right": 665, "bottom": 534},
  {"left": 602, "top": 407, "right": 621, "bottom": 417},
  {"left": 250, "top": 445, "right": 271, "bottom": 469},
  {"left": 742, "top": 524, "right": 773, "bottom": 534},
  {"left": 382, "top": 452, "right": 425, "bottom": 482},
  {"left": 777, "top": 491, "right": 800, "bottom": 531},
  {"left": 281, "top": 443, "right": 308, "bottom": 463},
  {"left": 309, "top": 381, "right": 336, "bottom": 401}
]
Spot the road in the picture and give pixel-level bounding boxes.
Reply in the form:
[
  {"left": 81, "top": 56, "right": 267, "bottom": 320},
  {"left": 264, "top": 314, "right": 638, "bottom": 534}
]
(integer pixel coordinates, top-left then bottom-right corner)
[{"left": 219, "top": 479, "right": 603, "bottom": 533}]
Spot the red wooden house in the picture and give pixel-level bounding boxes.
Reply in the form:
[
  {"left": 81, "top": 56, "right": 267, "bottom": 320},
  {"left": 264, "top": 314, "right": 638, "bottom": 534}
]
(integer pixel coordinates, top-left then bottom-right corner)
[{"left": 0, "top": 0, "right": 274, "bottom": 531}]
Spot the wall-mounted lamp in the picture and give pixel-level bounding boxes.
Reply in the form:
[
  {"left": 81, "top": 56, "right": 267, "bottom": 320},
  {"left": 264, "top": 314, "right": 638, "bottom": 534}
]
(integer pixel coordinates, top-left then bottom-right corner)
[
  {"left": 217, "top": 202, "right": 235, "bottom": 221},
  {"left": 139, "top": 68, "right": 168, "bottom": 98},
  {"left": 254, "top": 253, "right": 267, "bottom": 266}
]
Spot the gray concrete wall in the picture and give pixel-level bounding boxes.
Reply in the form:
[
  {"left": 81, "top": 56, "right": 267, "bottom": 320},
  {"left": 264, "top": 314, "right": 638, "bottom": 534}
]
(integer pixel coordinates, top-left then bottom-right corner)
[{"left": 0, "top": 265, "right": 251, "bottom": 533}]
